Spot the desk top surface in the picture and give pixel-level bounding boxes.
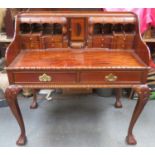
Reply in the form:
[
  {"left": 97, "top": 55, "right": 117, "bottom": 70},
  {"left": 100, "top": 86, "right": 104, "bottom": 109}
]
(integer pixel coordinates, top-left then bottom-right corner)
[{"left": 8, "top": 49, "right": 146, "bottom": 70}]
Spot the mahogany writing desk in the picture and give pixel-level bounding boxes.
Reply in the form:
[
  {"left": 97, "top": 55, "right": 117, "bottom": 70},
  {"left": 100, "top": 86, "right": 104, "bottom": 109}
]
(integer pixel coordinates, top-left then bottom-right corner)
[{"left": 5, "top": 11, "right": 150, "bottom": 145}]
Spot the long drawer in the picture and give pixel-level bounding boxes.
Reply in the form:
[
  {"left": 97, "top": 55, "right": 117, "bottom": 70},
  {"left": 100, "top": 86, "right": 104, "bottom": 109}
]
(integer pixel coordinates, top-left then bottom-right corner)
[
  {"left": 13, "top": 72, "right": 77, "bottom": 84},
  {"left": 80, "top": 71, "right": 145, "bottom": 84}
]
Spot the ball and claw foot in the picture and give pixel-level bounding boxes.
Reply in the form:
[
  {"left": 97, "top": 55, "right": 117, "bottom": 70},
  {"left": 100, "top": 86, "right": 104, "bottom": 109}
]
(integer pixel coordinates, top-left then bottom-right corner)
[
  {"left": 30, "top": 101, "right": 38, "bottom": 109},
  {"left": 126, "top": 134, "right": 137, "bottom": 145},
  {"left": 16, "top": 134, "right": 27, "bottom": 146},
  {"left": 115, "top": 101, "right": 122, "bottom": 108},
  {"left": 30, "top": 89, "right": 38, "bottom": 109},
  {"left": 115, "top": 89, "right": 122, "bottom": 108}
]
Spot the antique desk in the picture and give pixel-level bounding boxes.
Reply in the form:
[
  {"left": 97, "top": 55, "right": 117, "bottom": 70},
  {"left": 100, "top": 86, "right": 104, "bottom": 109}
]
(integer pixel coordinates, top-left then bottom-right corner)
[{"left": 5, "top": 11, "right": 150, "bottom": 145}]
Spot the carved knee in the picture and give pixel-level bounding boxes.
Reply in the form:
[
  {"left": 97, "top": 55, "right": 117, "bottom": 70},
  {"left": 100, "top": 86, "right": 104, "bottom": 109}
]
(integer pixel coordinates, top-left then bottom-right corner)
[{"left": 5, "top": 85, "right": 22, "bottom": 101}]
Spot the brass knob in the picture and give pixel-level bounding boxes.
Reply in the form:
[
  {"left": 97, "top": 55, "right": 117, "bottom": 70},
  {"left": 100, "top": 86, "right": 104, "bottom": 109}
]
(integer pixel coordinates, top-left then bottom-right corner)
[
  {"left": 39, "top": 73, "right": 52, "bottom": 82},
  {"left": 105, "top": 73, "right": 117, "bottom": 82}
]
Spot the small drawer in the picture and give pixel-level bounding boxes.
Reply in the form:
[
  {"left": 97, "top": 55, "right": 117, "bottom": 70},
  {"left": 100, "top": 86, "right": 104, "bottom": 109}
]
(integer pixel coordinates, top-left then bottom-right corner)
[
  {"left": 92, "top": 36, "right": 102, "bottom": 43},
  {"left": 21, "top": 35, "right": 40, "bottom": 42},
  {"left": 45, "top": 42, "right": 62, "bottom": 48},
  {"left": 111, "top": 33, "right": 135, "bottom": 49},
  {"left": 80, "top": 71, "right": 143, "bottom": 84},
  {"left": 43, "top": 35, "right": 62, "bottom": 43},
  {"left": 21, "top": 36, "right": 41, "bottom": 49},
  {"left": 52, "top": 35, "right": 63, "bottom": 42},
  {"left": 92, "top": 36, "right": 103, "bottom": 48},
  {"left": 14, "top": 72, "right": 77, "bottom": 84},
  {"left": 124, "top": 34, "right": 135, "bottom": 49},
  {"left": 30, "top": 42, "right": 40, "bottom": 49},
  {"left": 21, "top": 41, "right": 40, "bottom": 49},
  {"left": 92, "top": 41, "right": 103, "bottom": 48},
  {"left": 92, "top": 36, "right": 112, "bottom": 48},
  {"left": 111, "top": 34, "right": 125, "bottom": 49}
]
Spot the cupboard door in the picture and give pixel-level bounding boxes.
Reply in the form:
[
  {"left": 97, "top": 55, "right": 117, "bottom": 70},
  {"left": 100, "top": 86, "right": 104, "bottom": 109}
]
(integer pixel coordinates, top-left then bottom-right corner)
[{"left": 70, "top": 18, "right": 85, "bottom": 41}]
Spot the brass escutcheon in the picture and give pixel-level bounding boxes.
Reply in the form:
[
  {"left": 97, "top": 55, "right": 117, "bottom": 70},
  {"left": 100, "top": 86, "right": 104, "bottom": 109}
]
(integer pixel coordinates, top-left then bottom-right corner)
[
  {"left": 39, "top": 73, "right": 52, "bottom": 82},
  {"left": 105, "top": 73, "right": 118, "bottom": 82}
]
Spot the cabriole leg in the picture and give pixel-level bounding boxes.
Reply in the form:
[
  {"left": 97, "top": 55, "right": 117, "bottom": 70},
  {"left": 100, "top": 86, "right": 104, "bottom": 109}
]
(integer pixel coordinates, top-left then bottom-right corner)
[
  {"left": 5, "top": 85, "right": 26, "bottom": 145},
  {"left": 30, "top": 89, "right": 38, "bottom": 109},
  {"left": 126, "top": 85, "right": 150, "bottom": 145},
  {"left": 115, "top": 88, "right": 122, "bottom": 108}
]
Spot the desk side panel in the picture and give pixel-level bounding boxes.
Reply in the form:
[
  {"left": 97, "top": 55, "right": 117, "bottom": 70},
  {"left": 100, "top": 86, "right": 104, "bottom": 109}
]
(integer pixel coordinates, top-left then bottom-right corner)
[{"left": 5, "top": 16, "right": 21, "bottom": 66}]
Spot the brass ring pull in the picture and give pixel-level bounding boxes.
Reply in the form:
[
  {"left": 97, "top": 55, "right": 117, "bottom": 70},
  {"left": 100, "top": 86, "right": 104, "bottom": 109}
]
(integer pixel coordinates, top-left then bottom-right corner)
[
  {"left": 105, "top": 73, "right": 118, "bottom": 82},
  {"left": 39, "top": 73, "right": 52, "bottom": 82}
]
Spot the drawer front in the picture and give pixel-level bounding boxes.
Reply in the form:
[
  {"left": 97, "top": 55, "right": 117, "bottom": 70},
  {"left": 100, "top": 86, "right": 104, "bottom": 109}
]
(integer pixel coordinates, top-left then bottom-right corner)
[
  {"left": 102, "top": 36, "right": 112, "bottom": 48},
  {"left": 92, "top": 37, "right": 102, "bottom": 47},
  {"left": 21, "top": 42, "right": 40, "bottom": 49},
  {"left": 21, "top": 36, "right": 41, "bottom": 49},
  {"left": 124, "top": 34, "right": 135, "bottom": 49},
  {"left": 14, "top": 72, "right": 77, "bottom": 84},
  {"left": 92, "top": 36, "right": 112, "bottom": 48},
  {"left": 43, "top": 35, "right": 62, "bottom": 43},
  {"left": 111, "top": 34, "right": 135, "bottom": 49},
  {"left": 80, "top": 71, "right": 143, "bottom": 84},
  {"left": 45, "top": 42, "right": 62, "bottom": 48},
  {"left": 111, "top": 34, "right": 125, "bottom": 49},
  {"left": 43, "top": 36, "right": 63, "bottom": 48},
  {"left": 52, "top": 35, "right": 63, "bottom": 42},
  {"left": 92, "top": 36, "right": 103, "bottom": 43},
  {"left": 30, "top": 42, "right": 41, "bottom": 49}
]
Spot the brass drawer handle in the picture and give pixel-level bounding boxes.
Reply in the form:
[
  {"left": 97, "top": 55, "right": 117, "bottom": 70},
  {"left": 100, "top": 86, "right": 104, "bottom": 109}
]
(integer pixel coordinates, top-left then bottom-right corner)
[
  {"left": 39, "top": 73, "right": 52, "bottom": 82},
  {"left": 105, "top": 73, "right": 118, "bottom": 82}
]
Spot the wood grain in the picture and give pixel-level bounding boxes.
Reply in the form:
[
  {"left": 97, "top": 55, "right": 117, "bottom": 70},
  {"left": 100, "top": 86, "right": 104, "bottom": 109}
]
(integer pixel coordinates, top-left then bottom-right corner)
[{"left": 8, "top": 50, "right": 146, "bottom": 69}]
